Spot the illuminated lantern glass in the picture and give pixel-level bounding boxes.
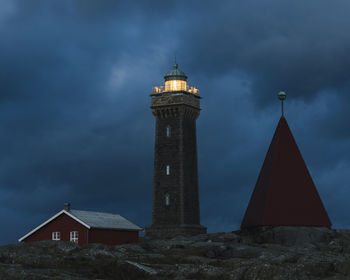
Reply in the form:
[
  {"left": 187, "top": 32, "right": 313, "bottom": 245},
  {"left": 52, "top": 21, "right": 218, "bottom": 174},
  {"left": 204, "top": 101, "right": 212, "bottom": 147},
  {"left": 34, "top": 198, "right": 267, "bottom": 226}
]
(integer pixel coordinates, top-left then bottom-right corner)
[
  {"left": 152, "top": 63, "right": 199, "bottom": 95},
  {"left": 163, "top": 63, "right": 188, "bottom": 92},
  {"left": 164, "top": 80, "right": 187, "bottom": 92}
]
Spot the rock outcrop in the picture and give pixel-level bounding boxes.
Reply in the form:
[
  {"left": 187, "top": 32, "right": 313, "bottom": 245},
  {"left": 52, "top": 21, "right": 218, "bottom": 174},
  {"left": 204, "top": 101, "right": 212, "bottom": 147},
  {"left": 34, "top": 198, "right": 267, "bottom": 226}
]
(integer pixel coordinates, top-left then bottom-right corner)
[{"left": 1, "top": 227, "right": 350, "bottom": 279}]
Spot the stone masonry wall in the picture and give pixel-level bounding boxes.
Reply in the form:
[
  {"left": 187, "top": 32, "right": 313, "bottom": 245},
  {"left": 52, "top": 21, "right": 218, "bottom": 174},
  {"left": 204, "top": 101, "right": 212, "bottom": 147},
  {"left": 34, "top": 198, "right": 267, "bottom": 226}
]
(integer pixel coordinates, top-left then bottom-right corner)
[{"left": 147, "top": 92, "right": 206, "bottom": 237}]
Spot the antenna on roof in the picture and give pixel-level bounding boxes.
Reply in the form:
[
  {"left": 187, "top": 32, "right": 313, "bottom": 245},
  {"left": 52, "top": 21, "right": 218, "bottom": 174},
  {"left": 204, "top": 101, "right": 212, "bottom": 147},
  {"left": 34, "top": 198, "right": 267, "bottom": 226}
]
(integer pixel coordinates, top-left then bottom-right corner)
[{"left": 278, "top": 91, "right": 287, "bottom": 117}]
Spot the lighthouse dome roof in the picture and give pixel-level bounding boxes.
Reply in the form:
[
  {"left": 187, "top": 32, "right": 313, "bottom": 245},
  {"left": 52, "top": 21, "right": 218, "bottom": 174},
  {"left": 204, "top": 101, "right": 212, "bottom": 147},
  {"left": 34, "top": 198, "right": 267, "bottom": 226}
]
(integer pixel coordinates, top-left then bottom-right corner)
[{"left": 164, "top": 64, "right": 187, "bottom": 81}]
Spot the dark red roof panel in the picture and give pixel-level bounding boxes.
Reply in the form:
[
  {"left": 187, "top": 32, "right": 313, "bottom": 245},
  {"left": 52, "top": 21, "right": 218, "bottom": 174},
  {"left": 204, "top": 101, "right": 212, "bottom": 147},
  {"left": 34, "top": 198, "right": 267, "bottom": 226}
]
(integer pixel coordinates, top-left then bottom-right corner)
[{"left": 241, "top": 116, "right": 332, "bottom": 228}]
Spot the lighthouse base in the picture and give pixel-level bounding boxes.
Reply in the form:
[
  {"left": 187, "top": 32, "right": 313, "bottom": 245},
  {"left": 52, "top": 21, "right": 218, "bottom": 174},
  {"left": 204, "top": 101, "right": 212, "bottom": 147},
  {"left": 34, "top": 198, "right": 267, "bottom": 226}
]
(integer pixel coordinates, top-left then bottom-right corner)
[{"left": 145, "top": 224, "right": 207, "bottom": 239}]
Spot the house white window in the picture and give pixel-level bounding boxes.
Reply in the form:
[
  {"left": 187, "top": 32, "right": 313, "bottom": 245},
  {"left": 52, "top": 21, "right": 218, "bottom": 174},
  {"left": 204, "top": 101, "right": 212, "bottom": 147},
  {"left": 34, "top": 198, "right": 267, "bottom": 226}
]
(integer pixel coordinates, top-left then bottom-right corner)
[
  {"left": 52, "top": 232, "right": 60, "bottom": 241},
  {"left": 70, "top": 231, "right": 79, "bottom": 243},
  {"left": 165, "top": 194, "right": 170, "bottom": 206},
  {"left": 166, "top": 165, "right": 170, "bottom": 175},
  {"left": 166, "top": 126, "right": 171, "bottom": 137}
]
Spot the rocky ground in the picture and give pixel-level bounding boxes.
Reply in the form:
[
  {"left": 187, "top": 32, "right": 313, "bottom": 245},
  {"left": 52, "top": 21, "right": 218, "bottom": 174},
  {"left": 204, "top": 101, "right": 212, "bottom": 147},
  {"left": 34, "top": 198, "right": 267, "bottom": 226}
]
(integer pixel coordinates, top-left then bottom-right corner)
[{"left": 1, "top": 227, "right": 350, "bottom": 279}]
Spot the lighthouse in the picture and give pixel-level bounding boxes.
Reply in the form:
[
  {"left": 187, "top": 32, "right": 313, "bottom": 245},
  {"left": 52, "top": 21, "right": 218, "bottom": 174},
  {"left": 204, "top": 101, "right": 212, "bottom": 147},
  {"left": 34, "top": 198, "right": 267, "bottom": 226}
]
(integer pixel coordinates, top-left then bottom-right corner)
[{"left": 145, "top": 63, "right": 207, "bottom": 238}]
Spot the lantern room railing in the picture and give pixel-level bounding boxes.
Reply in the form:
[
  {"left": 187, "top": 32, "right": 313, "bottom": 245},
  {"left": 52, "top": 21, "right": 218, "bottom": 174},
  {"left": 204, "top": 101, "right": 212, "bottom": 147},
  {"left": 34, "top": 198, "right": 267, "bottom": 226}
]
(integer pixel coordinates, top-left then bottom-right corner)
[{"left": 152, "top": 85, "right": 199, "bottom": 94}]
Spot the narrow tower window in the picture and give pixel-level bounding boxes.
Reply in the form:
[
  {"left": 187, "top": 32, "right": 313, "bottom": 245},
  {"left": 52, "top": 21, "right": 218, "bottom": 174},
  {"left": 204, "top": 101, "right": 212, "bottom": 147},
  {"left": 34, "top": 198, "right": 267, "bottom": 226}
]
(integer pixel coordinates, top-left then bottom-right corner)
[
  {"left": 166, "top": 126, "right": 171, "bottom": 137},
  {"left": 166, "top": 165, "right": 170, "bottom": 175},
  {"left": 165, "top": 194, "right": 170, "bottom": 206}
]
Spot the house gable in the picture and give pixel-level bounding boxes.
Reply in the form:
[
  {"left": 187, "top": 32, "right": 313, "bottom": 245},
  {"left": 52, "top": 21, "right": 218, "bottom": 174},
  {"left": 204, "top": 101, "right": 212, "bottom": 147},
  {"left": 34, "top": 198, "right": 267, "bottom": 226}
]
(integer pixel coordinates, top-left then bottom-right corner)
[{"left": 18, "top": 210, "right": 90, "bottom": 242}]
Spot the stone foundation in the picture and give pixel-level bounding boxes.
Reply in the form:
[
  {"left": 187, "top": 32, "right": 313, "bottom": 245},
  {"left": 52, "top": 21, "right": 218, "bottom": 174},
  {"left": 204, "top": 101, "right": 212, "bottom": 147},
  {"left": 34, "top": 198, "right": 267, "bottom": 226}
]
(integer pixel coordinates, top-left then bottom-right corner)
[{"left": 145, "top": 224, "right": 207, "bottom": 238}]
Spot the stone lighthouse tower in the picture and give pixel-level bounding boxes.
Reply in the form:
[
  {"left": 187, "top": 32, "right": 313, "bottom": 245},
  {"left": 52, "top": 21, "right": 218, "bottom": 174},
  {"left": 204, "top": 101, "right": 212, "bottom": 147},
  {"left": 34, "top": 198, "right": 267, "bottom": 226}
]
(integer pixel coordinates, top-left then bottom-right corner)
[{"left": 146, "top": 64, "right": 207, "bottom": 238}]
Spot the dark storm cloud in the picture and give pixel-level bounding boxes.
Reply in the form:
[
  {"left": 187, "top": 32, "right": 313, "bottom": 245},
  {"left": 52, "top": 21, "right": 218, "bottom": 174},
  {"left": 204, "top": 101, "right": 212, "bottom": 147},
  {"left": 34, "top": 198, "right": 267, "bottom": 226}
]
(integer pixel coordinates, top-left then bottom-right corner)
[
  {"left": 0, "top": 0, "right": 165, "bottom": 243},
  {"left": 181, "top": 0, "right": 350, "bottom": 106},
  {"left": 175, "top": 1, "right": 350, "bottom": 231},
  {"left": 0, "top": 0, "right": 349, "bottom": 244}
]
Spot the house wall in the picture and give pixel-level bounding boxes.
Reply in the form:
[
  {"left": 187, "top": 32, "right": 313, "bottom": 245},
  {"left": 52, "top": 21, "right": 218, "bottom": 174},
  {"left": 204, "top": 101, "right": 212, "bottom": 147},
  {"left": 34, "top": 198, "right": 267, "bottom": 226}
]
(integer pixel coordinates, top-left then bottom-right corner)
[
  {"left": 23, "top": 213, "right": 89, "bottom": 246},
  {"left": 89, "top": 228, "right": 139, "bottom": 245}
]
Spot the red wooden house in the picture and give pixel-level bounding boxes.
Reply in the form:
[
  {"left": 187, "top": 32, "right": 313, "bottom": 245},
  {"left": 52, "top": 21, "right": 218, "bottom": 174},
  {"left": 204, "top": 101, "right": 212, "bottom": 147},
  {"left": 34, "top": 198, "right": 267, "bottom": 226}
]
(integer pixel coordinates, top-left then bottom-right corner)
[{"left": 18, "top": 203, "right": 143, "bottom": 246}]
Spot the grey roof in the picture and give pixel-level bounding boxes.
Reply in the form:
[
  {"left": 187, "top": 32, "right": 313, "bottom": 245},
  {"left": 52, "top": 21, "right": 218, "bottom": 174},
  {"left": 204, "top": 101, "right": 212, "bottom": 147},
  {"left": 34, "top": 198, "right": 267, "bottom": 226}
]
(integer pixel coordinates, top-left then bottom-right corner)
[{"left": 69, "top": 210, "right": 142, "bottom": 231}]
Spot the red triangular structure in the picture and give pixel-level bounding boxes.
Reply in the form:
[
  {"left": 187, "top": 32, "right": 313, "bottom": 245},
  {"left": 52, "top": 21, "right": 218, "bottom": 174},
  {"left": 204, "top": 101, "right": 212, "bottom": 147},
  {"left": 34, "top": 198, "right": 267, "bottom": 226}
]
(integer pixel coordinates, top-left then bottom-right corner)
[{"left": 241, "top": 116, "right": 331, "bottom": 228}]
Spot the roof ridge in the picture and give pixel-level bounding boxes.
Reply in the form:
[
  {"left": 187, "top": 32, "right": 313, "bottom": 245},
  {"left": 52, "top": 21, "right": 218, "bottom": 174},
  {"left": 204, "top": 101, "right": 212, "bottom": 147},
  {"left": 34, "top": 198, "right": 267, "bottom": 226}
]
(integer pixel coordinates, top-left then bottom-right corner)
[{"left": 70, "top": 209, "right": 120, "bottom": 215}]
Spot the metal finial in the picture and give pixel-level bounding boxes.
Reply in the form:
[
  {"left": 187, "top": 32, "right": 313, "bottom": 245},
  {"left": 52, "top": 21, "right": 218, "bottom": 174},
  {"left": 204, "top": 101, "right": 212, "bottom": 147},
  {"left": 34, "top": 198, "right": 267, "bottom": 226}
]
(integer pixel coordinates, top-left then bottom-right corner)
[
  {"left": 278, "top": 91, "right": 286, "bottom": 116},
  {"left": 173, "top": 53, "right": 179, "bottom": 69}
]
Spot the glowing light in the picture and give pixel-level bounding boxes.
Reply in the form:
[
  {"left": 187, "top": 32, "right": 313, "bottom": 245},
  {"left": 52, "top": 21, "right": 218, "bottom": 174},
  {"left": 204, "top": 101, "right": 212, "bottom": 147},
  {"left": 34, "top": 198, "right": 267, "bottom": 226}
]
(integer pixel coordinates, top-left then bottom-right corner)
[
  {"left": 152, "top": 86, "right": 163, "bottom": 93},
  {"left": 188, "top": 86, "right": 199, "bottom": 94},
  {"left": 152, "top": 82, "right": 199, "bottom": 95},
  {"left": 165, "top": 80, "right": 187, "bottom": 92}
]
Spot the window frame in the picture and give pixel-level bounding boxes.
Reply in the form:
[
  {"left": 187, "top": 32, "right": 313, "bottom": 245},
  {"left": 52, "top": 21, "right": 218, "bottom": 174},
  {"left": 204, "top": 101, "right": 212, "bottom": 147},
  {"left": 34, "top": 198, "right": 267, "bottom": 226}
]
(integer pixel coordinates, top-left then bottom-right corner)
[
  {"left": 52, "top": 232, "right": 60, "bottom": 241},
  {"left": 70, "top": 231, "right": 79, "bottom": 243}
]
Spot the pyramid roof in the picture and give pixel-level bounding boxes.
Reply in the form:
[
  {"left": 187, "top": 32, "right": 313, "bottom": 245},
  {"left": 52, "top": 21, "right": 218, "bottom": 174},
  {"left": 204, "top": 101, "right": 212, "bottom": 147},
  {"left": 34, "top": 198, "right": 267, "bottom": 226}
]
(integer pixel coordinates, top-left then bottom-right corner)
[{"left": 241, "top": 116, "right": 331, "bottom": 228}]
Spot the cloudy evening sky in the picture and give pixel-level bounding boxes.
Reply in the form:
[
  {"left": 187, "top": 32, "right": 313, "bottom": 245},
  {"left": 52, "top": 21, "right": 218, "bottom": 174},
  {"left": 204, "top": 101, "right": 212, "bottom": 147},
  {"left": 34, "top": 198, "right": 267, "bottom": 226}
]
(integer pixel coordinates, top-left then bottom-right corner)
[{"left": 1, "top": 0, "right": 350, "bottom": 244}]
